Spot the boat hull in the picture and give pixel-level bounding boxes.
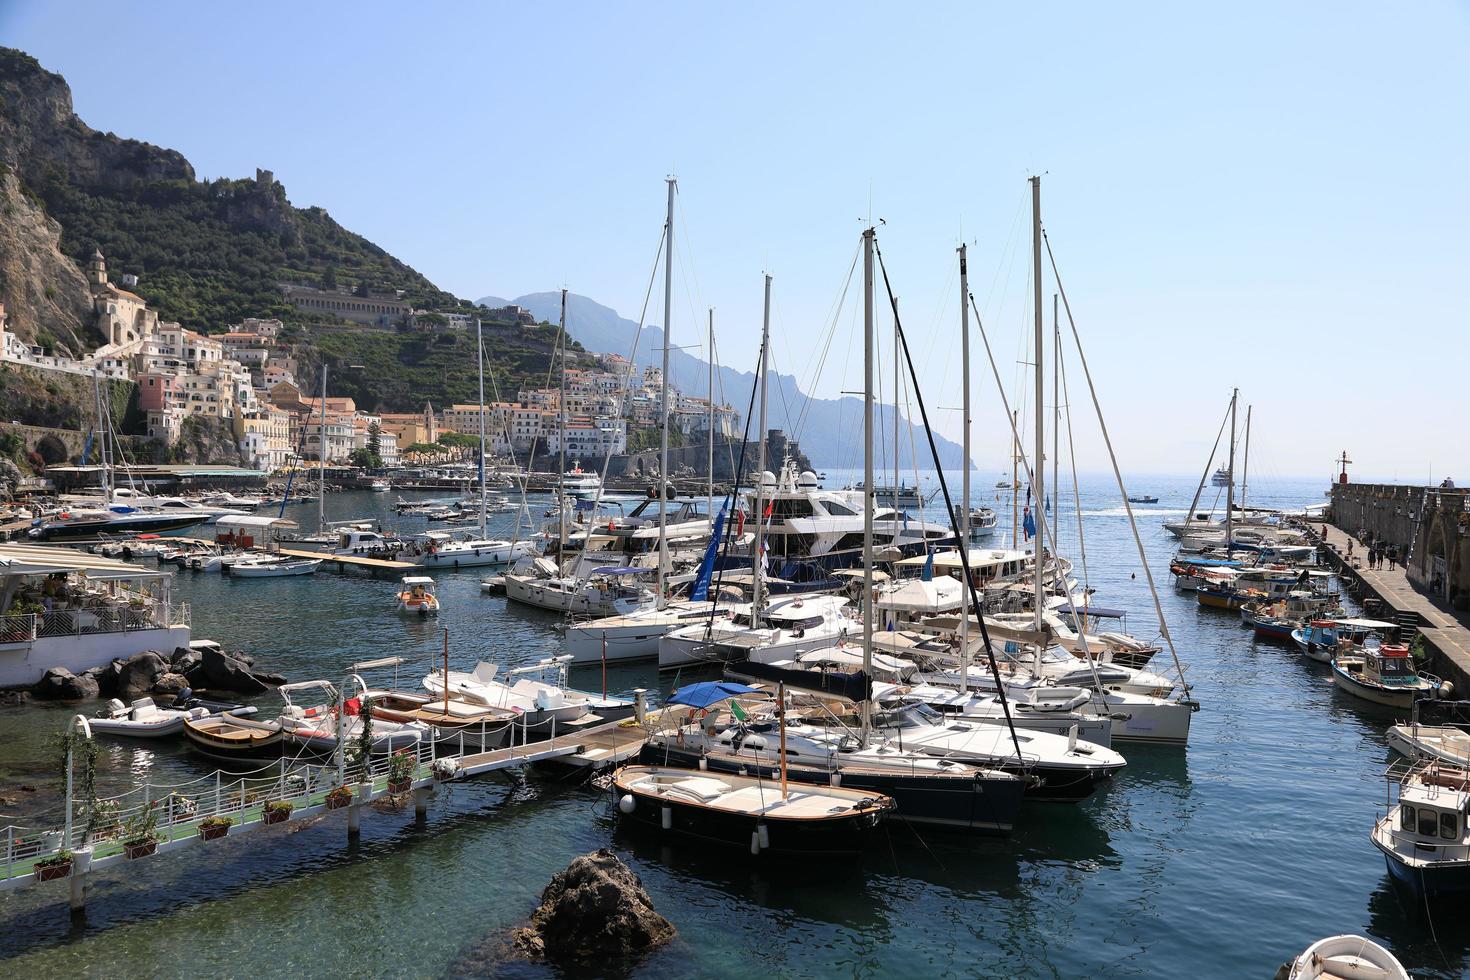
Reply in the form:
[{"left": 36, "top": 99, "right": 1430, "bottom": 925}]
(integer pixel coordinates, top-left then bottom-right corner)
[{"left": 1329, "top": 662, "right": 1430, "bottom": 709}]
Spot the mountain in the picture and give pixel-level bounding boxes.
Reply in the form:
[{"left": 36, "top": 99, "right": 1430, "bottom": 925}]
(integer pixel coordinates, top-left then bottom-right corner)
[
  {"left": 478, "top": 292, "right": 970, "bottom": 469},
  {"left": 0, "top": 47, "right": 575, "bottom": 413}
]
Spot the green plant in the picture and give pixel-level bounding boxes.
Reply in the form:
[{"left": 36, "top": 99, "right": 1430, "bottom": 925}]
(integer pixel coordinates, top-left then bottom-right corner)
[
  {"left": 198, "top": 815, "right": 235, "bottom": 830},
  {"left": 262, "top": 799, "right": 293, "bottom": 824},
  {"left": 54, "top": 728, "right": 100, "bottom": 838},
  {"left": 347, "top": 696, "right": 373, "bottom": 775},
  {"left": 35, "top": 849, "right": 74, "bottom": 869},
  {"left": 325, "top": 784, "right": 354, "bottom": 805},
  {"left": 121, "top": 807, "right": 159, "bottom": 847},
  {"left": 388, "top": 750, "right": 415, "bottom": 783}
]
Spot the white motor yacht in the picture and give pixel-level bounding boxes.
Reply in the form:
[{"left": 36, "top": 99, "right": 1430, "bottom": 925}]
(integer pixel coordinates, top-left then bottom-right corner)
[
  {"left": 503, "top": 556, "right": 657, "bottom": 617},
  {"left": 658, "top": 595, "right": 855, "bottom": 670},
  {"left": 421, "top": 658, "right": 632, "bottom": 732}
]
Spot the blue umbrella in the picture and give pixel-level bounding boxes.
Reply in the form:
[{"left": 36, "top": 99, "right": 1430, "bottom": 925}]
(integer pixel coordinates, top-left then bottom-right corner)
[{"left": 666, "top": 681, "right": 759, "bottom": 710}]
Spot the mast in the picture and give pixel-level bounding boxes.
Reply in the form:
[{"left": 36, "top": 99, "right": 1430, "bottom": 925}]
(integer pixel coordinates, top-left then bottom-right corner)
[
  {"left": 1011, "top": 410, "right": 1019, "bottom": 548},
  {"left": 957, "top": 244, "right": 971, "bottom": 666},
  {"left": 91, "top": 371, "right": 111, "bottom": 502},
  {"left": 476, "top": 317, "right": 487, "bottom": 538},
  {"left": 1240, "top": 405, "right": 1252, "bottom": 510},
  {"left": 752, "top": 275, "right": 772, "bottom": 615},
  {"left": 861, "top": 228, "right": 875, "bottom": 741},
  {"left": 893, "top": 304, "right": 900, "bottom": 516},
  {"left": 557, "top": 289, "right": 568, "bottom": 553},
  {"left": 707, "top": 308, "right": 715, "bottom": 518},
  {"left": 317, "top": 361, "right": 327, "bottom": 536},
  {"left": 1052, "top": 292, "right": 1060, "bottom": 526},
  {"left": 1225, "top": 388, "right": 1238, "bottom": 552},
  {"left": 1030, "top": 175, "right": 1047, "bottom": 632},
  {"left": 657, "top": 177, "right": 675, "bottom": 594}
]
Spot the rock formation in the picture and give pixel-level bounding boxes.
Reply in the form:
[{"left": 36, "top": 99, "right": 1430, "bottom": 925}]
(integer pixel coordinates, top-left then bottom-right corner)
[{"left": 509, "top": 849, "right": 675, "bottom": 966}]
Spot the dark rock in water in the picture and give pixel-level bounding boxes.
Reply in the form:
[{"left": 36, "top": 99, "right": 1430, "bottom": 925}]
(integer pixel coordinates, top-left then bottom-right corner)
[
  {"left": 97, "top": 658, "right": 126, "bottom": 697},
  {"left": 509, "top": 849, "right": 675, "bottom": 966},
  {"left": 253, "top": 671, "right": 287, "bottom": 687},
  {"left": 186, "top": 645, "right": 269, "bottom": 695},
  {"left": 32, "top": 667, "right": 99, "bottom": 700},
  {"left": 0, "top": 689, "right": 31, "bottom": 706},
  {"left": 171, "top": 649, "right": 202, "bottom": 676},
  {"left": 117, "top": 651, "right": 169, "bottom": 700},
  {"left": 234, "top": 650, "right": 256, "bottom": 667},
  {"left": 152, "top": 672, "right": 188, "bottom": 696}
]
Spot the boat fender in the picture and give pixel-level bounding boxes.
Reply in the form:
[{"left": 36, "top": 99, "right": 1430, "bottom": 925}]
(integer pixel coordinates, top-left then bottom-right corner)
[
  {"left": 698, "top": 757, "right": 708, "bottom": 771},
  {"left": 618, "top": 794, "right": 636, "bottom": 814},
  {"left": 750, "top": 831, "right": 761, "bottom": 856},
  {"left": 757, "top": 823, "right": 769, "bottom": 850},
  {"left": 661, "top": 805, "right": 672, "bottom": 830},
  {"left": 1440, "top": 680, "right": 1455, "bottom": 698}
]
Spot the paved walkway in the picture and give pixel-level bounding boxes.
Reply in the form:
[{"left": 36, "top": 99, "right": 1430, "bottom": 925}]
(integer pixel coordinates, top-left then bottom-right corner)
[{"left": 1313, "top": 522, "right": 1470, "bottom": 686}]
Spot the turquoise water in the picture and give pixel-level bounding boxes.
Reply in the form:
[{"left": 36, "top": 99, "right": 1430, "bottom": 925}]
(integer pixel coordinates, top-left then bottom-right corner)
[{"left": 0, "top": 477, "right": 1465, "bottom": 978}]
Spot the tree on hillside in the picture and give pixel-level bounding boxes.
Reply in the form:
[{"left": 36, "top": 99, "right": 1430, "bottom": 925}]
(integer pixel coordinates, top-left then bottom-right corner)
[
  {"left": 349, "top": 447, "right": 381, "bottom": 469},
  {"left": 366, "top": 421, "right": 381, "bottom": 458}
]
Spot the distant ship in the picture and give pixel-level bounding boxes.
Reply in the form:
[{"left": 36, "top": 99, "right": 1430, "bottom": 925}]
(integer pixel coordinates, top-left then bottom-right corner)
[{"left": 1210, "top": 467, "right": 1231, "bottom": 487}]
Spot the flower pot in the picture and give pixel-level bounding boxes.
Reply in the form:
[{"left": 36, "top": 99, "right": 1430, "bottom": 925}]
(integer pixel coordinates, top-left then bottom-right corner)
[
  {"left": 34, "top": 860, "right": 72, "bottom": 882},
  {"left": 198, "top": 824, "right": 230, "bottom": 842},
  {"left": 262, "top": 808, "right": 290, "bottom": 825},
  {"left": 387, "top": 778, "right": 412, "bottom": 794},
  {"left": 123, "top": 840, "right": 157, "bottom": 859}
]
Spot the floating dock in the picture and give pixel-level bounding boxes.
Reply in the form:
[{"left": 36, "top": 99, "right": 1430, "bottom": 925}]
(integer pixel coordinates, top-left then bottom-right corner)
[{"left": 273, "top": 547, "right": 415, "bottom": 572}]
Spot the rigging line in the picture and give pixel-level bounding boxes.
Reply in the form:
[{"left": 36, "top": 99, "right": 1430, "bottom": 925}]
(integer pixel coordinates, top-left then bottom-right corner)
[
  {"left": 873, "top": 237, "right": 1027, "bottom": 767},
  {"left": 710, "top": 330, "right": 739, "bottom": 477},
  {"left": 703, "top": 325, "right": 767, "bottom": 628},
  {"left": 793, "top": 243, "right": 862, "bottom": 440},
  {"left": 965, "top": 289, "right": 1106, "bottom": 694},
  {"left": 1044, "top": 228, "right": 1193, "bottom": 695},
  {"left": 1188, "top": 402, "right": 1234, "bottom": 525},
  {"left": 1056, "top": 329, "right": 1090, "bottom": 592}
]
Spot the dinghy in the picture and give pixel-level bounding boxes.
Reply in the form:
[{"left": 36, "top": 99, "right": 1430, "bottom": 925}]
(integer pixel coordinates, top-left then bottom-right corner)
[
  {"left": 1284, "top": 935, "right": 1408, "bottom": 979},
  {"left": 90, "top": 695, "right": 257, "bottom": 738},
  {"left": 183, "top": 712, "right": 286, "bottom": 761}
]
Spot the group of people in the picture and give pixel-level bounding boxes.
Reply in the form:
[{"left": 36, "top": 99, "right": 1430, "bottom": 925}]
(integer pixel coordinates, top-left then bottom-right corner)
[{"left": 1366, "top": 538, "right": 1399, "bottom": 571}]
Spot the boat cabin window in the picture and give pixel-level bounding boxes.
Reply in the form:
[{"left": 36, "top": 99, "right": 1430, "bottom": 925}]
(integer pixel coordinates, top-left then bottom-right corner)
[
  {"left": 1418, "top": 808, "right": 1438, "bottom": 837},
  {"left": 1441, "top": 811, "right": 1460, "bottom": 841},
  {"left": 770, "top": 499, "right": 814, "bottom": 519},
  {"left": 1400, "top": 804, "right": 1415, "bottom": 831},
  {"left": 823, "top": 500, "right": 858, "bottom": 517}
]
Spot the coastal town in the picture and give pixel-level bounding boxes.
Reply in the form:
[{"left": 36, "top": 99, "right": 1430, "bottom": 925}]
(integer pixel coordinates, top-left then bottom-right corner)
[{"left": 0, "top": 11, "right": 1465, "bottom": 980}]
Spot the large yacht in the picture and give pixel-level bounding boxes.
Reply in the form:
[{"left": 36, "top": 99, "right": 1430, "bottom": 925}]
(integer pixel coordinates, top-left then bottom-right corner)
[
  {"left": 741, "top": 463, "right": 953, "bottom": 569},
  {"left": 562, "top": 461, "right": 602, "bottom": 500}
]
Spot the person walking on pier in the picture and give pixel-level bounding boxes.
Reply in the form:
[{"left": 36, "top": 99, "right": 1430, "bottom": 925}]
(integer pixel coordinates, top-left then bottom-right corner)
[{"left": 1387, "top": 545, "right": 1399, "bottom": 570}]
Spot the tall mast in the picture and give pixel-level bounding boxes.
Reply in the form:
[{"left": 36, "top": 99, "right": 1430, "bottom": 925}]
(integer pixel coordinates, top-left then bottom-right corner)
[
  {"left": 1030, "top": 175, "right": 1047, "bottom": 632},
  {"left": 318, "top": 361, "right": 327, "bottom": 536},
  {"left": 557, "top": 289, "right": 568, "bottom": 553},
  {"left": 476, "top": 317, "right": 487, "bottom": 538},
  {"left": 861, "top": 228, "right": 875, "bottom": 741},
  {"left": 707, "top": 308, "right": 715, "bottom": 518},
  {"left": 1011, "top": 409, "right": 1019, "bottom": 548},
  {"left": 893, "top": 305, "right": 900, "bottom": 515},
  {"left": 1224, "top": 387, "right": 1237, "bottom": 552},
  {"left": 957, "top": 244, "right": 971, "bottom": 663},
  {"left": 1052, "top": 291, "right": 1060, "bottom": 527},
  {"left": 658, "top": 177, "right": 675, "bottom": 593},
  {"left": 752, "top": 274, "right": 772, "bottom": 614},
  {"left": 91, "top": 371, "right": 111, "bottom": 501},
  {"left": 1240, "top": 405, "right": 1252, "bottom": 511}
]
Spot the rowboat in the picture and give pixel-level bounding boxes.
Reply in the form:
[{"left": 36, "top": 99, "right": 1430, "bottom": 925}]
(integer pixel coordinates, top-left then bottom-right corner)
[
  {"left": 1284, "top": 935, "right": 1408, "bottom": 979},
  {"left": 183, "top": 712, "right": 285, "bottom": 760}
]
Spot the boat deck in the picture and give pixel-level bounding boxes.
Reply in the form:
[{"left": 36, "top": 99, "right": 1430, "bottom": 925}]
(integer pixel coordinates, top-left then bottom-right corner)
[{"left": 274, "top": 548, "right": 415, "bottom": 571}]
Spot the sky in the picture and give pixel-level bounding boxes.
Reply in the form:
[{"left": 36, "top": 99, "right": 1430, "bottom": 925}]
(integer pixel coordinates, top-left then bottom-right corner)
[{"left": 3, "top": 1, "right": 1467, "bottom": 481}]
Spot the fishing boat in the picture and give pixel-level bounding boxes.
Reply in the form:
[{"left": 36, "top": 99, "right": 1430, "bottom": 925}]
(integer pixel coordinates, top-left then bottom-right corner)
[
  {"left": 421, "top": 658, "right": 631, "bottom": 731},
  {"left": 1291, "top": 618, "right": 1393, "bottom": 664},
  {"left": 1331, "top": 640, "right": 1450, "bottom": 709},
  {"left": 183, "top": 712, "right": 286, "bottom": 761},
  {"left": 1370, "top": 758, "right": 1470, "bottom": 897},
  {"left": 277, "top": 680, "right": 429, "bottom": 757},
  {"left": 1241, "top": 592, "right": 1342, "bottom": 641},
  {"left": 396, "top": 576, "right": 440, "bottom": 616},
  {"left": 228, "top": 556, "right": 322, "bottom": 578},
  {"left": 612, "top": 763, "right": 894, "bottom": 855},
  {"left": 1387, "top": 701, "right": 1470, "bottom": 767},
  {"left": 1126, "top": 495, "right": 1159, "bottom": 504},
  {"left": 1283, "top": 935, "right": 1409, "bottom": 980},
  {"left": 967, "top": 506, "right": 998, "bottom": 537},
  {"left": 89, "top": 695, "right": 256, "bottom": 738}
]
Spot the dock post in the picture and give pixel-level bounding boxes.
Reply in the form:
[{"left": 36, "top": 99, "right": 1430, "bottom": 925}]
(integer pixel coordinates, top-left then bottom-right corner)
[
  {"left": 68, "top": 846, "right": 93, "bottom": 916},
  {"left": 347, "top": 797, "right": 361, "bottom": 837},
  {"left": 633, "top": 689, "right": 647, "bottom": 725},
  {"left": 413, "top": 786, "right": 429, "bottom": 824}
]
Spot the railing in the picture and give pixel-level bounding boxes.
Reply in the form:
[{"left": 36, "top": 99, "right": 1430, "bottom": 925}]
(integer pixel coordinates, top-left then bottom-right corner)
[{"left": 1, "top": 602, "right": 181, "bottom": 645}]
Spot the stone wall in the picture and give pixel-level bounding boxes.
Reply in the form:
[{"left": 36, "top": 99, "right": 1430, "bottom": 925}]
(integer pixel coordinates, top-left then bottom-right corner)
[{"left": 1331, "top": 482, "right": 1470, "bottom": 610}]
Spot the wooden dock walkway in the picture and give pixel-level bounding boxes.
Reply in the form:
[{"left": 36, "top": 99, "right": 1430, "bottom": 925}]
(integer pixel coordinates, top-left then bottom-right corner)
[
  {"left": 274, "top": 547, "right": 415, "bottom": 571},
  {"left": 1313, "top": 521, "right": 1470, "bottom": 690}
]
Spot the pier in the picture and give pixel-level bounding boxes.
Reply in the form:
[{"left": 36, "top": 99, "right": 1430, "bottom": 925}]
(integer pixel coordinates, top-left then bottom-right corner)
[
  {"left": 1, "top": 712, "right": 646, "bottom": 915},
  {"left": 1318, "top": 482, "right": 1470, "bottom": 692},
  {"left": 272, "top": 547, "right": 416, "bottom": 573}
]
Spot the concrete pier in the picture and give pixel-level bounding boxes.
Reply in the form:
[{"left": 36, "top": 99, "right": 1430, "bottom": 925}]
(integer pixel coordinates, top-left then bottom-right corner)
[{"left": 1315, "top": 486, "right": 1470, "bottom": 694}]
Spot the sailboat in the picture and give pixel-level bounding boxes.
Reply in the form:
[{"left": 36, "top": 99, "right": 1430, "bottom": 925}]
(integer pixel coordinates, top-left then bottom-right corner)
[{"left": 416, "top": 318, "right": 535, "bottom": 570}]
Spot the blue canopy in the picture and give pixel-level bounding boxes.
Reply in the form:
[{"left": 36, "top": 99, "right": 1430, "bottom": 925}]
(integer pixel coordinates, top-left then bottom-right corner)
[{"left": 666, "top": 681, "right": 759, "bottom": 709}]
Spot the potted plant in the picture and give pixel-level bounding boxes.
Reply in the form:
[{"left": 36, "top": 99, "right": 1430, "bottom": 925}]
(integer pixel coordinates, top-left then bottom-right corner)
[
  {"left": 34, "top": 849, "right": 73, "bottom": 882},
  {"left": 121, "top": 810, "right": 161, "bottom": 859},
  {"left": 387, "top": 750, "right": 415, "bottom": 794},
  {"left": 90, "top": 799, "right": 122, "bottom": 841},
  {"left": 324, "top": 785, "right": 354, "bottom": 810},
  {"left": 262, "top": 800, "right": 293, "bottom": 825},
  {"left": 197, "top": 815, "right": 234, "bottom": 841}
]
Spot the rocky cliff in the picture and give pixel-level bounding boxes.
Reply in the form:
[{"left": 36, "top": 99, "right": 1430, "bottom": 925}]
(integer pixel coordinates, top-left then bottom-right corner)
[{"left": 0, "top": 169, "right": 94, "bottom": 349}]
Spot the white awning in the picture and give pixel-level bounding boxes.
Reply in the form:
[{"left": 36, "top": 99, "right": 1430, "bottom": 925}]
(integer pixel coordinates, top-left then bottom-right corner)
[
  {"left": 215, "top": 515, "right": 299, "bottom": 531},
  {"left": 0, "top": 543, "right": 171, "bottom": 580}
]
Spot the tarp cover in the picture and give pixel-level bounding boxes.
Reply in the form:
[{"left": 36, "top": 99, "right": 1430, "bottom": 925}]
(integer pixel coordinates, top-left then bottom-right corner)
[{"left": 666, "top": 681, "right": 760, "bottom": 709}]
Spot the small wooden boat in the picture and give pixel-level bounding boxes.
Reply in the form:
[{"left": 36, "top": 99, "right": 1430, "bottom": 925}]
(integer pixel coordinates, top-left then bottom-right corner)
[
  {"left": 1283, "top": 934, "right": 1409, "bottom": 979},
  {"left": 1386, "top": 700, "right": 1470, "bottom": 766},
  {"left": 612, "top": 764, "right": 894, "bottom": 855},
  {"left": 1331, "top": 641, "right": 1450, "bottom": 709},
  {"left": 230, "top": 557, "right": 322, "bottom": 578},
  {"left": 365, "top": 689, "right": 513, "bottom": 750},
  {"left": 183, "top": 712, "right": 285, "bottom": 760},
  {"left": 396, "top": 576, "right": 440, "bottom": 615}
]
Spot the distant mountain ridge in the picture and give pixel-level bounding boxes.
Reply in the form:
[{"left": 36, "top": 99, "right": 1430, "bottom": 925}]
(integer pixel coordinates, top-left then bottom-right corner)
[{"left": 477, "top": 291, "right": 969, "bottom": 469}]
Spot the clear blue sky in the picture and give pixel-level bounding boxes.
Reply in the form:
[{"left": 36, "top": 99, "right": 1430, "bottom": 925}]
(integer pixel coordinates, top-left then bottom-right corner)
[{"left": 4, "top": 1, "right": 1466, "bottom": 480}]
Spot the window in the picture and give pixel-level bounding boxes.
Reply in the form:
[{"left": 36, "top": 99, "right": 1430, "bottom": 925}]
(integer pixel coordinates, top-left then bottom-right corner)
[
  {"left": 1442, "top": 811, "right": 1459, "bottom": 841},
  {"left": 1419, "top": 808, "right": 1438, "bottom": 837},
  {"left": 1399, "top": 804, "right": 1414, "bottom": 831},
  {"left": 823, "top": 500, "right": 858, "bottom": 516}
]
